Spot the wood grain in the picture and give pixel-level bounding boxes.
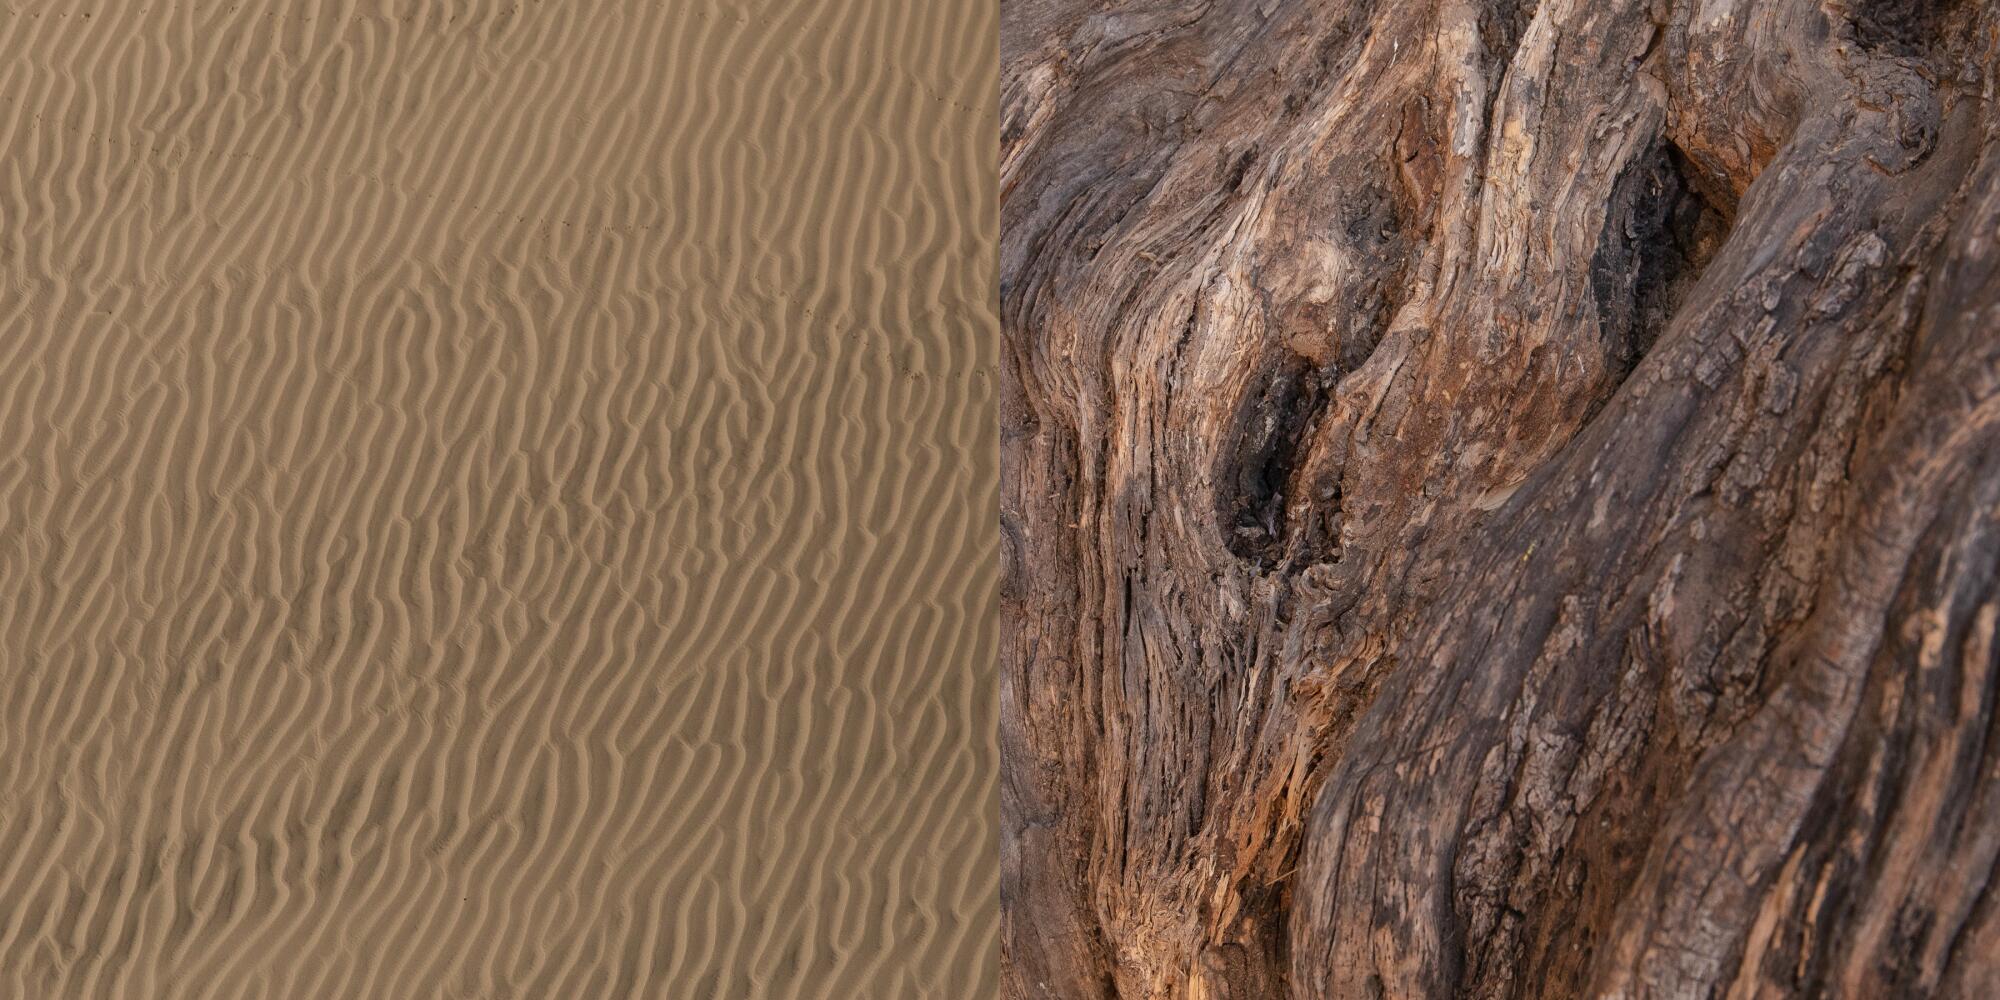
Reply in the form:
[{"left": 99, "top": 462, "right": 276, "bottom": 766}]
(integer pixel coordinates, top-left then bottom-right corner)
[{"left": 1000, "top": 0, "right": 2000, "bottom": 995}]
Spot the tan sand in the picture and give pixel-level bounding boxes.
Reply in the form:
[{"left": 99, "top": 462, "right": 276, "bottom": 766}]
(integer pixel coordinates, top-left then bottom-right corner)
[{"left": 0, "top": 1, "right": 997, "bottom": 997}]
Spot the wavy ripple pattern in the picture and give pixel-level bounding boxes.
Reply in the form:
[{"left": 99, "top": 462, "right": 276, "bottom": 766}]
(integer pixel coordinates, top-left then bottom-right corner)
[{"left": 0, "top": 0, "right": 998, "bottom": 996}]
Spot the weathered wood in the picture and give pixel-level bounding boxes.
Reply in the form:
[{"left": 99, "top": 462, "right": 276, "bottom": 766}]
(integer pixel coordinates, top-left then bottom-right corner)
[{"left": 999, "top": 0, "right": 2000, "bottom": 996}]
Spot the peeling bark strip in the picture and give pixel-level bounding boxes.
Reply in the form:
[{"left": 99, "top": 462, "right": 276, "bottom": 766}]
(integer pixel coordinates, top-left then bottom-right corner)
[{"left": 1000, "top": 0, "right": 2000, "bottom": 997}]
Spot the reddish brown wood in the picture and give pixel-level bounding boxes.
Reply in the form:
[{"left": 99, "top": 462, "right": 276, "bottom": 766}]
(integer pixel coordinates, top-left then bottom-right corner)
[{"left": 1001, "top": 1, "right": 2000, "bottom": 996}]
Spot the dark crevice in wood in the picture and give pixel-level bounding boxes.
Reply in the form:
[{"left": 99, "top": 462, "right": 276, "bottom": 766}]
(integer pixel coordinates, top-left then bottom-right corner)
[
  {"left": 1845, "top": 0, "right": 1970, "bottom": 61},
  {"left": 1589, "top": 139, "right": 1729, "bottom": 380},
  {"left": 1477, "top": 0, "right": 1539, "bottom": 77},
  {"left": 1334, "top": 181, "right": 1408, "bottom": 371},
  {"left": 1215, "top": 353, "right": 1331, "bottom": 571},
  {"left": 1221, "top": 146, "right": 1260, "bottom": 195}
]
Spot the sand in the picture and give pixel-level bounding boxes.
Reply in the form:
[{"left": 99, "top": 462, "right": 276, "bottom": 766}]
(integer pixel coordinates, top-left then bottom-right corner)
[{"left": 0, "top": 1, "right": 997, "bottom": 997}]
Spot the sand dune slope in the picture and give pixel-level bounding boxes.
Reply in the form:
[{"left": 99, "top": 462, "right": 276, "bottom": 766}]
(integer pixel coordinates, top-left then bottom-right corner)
[{"left": 0, "top": 0, "right": 997, "bottom": 996}]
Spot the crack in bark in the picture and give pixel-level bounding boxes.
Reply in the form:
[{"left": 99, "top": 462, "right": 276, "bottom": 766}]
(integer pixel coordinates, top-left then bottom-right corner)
[{"left": 1589, "top": 139, "right": 1729, "bottom": 381}]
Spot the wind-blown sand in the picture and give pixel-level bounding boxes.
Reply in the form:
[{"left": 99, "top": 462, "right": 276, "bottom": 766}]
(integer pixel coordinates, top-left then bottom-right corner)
[{"left": 0, "top": 1, "right": 997, "bottom": 997}]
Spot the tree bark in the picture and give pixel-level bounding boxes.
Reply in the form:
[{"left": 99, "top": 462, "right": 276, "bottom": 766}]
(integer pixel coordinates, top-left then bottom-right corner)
[{"left": 999, "top": 0, "right": 2000, "bottom": 996}]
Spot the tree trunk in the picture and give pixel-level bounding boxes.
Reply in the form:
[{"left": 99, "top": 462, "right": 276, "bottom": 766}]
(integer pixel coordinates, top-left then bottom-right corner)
[{"left": 999, "top": 0, "right": 2000, "bottom": 996}]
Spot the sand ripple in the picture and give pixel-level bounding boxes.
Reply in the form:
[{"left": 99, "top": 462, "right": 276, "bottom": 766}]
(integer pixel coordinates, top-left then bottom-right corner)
[{"left": 0, "top": 0, "right": 997, "bottom": 996}]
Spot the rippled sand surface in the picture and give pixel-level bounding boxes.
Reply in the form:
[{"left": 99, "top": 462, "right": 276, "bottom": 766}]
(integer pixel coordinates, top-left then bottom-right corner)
[{"left": 0, "top": 1, "right": 997, "bottom": 996}]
